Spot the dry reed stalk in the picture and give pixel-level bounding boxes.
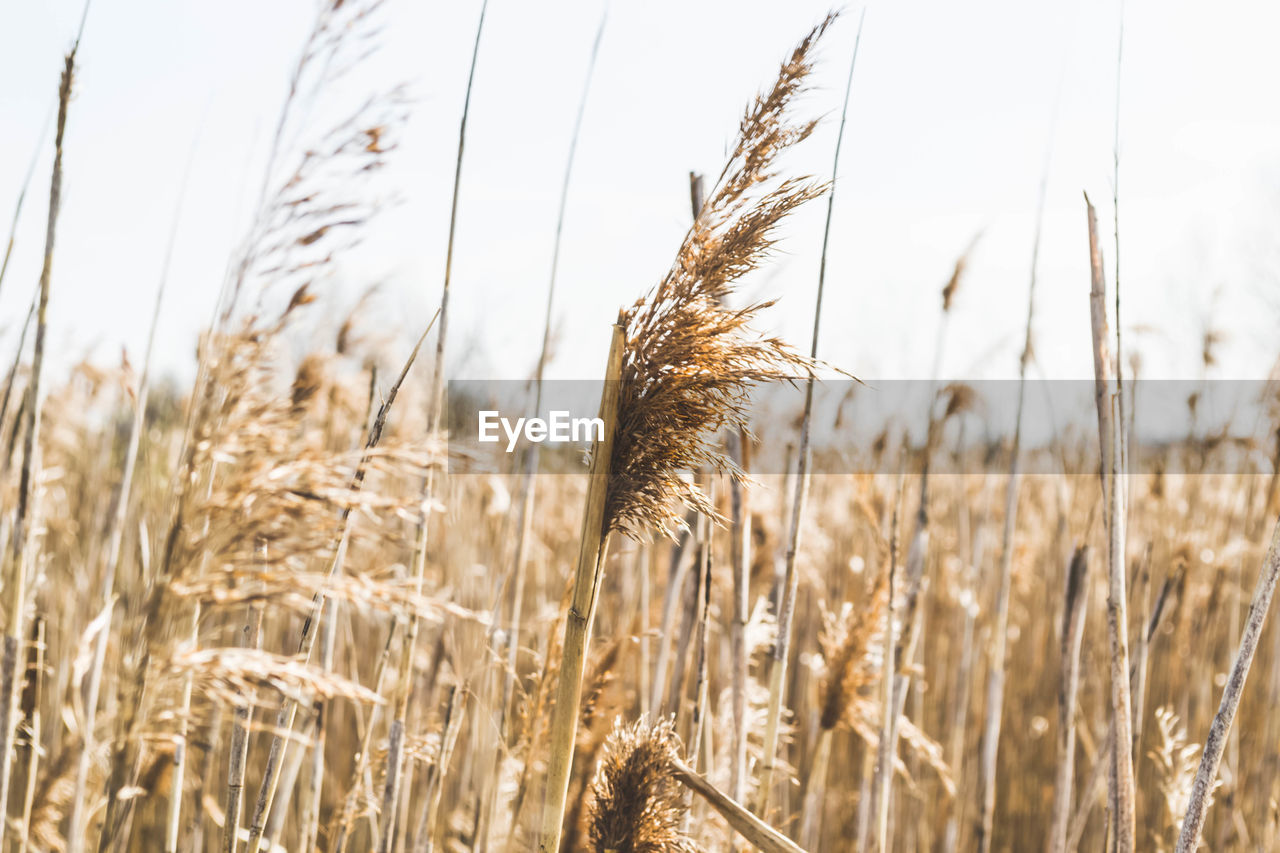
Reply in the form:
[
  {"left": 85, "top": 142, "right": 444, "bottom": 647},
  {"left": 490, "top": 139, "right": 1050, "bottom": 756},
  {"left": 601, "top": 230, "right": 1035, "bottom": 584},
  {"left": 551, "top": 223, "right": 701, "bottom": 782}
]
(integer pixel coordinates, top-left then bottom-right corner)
[
  {"left": 223, "top": 605, "right": 264, "bottom": 853},
  {"left": 416, "top": 683, "right": 466, "bottom": 853},
  {"left": 884, "top": 254, "right": 979, "bottom": 825},
  {"left": 1047, "top": 546, "right": 1091, "bottom": 853},
  {"left": 376, "top": 615, "right": 416, "bottom": 849},
  {"left": 1, "top": 43, "right": 79, "bottom": 847},
  {"left": 1086, "top": 193, "right": 1136, "bottom": 852},
  {"left": 165, "top": 603, "right": 200, "bottom": 853},
  {"left": 263, "top": 715, "right": 310, "bottom": 850},
  {"left": 798, "top": 727, "right": 832, "bottom": 849},
  {"left": 537, "top": 319, "right": 626, "bottom": 852},
  {"left": 478, "top": 18, "right": 606, "bottom": 849},
  {"left": 1131, "top": 544, "right": 1154, "bottom": 754},
  {"left": 682, "top": 153, "right": 753, "bottom": 812},
  {"left": 757, "top": 10, "right": 861, "bottom": 815},
  {"left": 1113, "top": 5, "right": 1128, "bottom": 509},
  {"left": 298, "top": 596, "right": 336, "bottom": 853},
  {"left": 899, "top": 243, "right": 980, "bottom": 717},
  {"left": 649, "top": 517, "right": 697, "bottom": 718},
  {"left": 974, "top": 106, "right": 1051, "bottom": 853},
  {"left": 873, "top": 470, "right": 906, "bottom": 852},
  {"left": 941, "top": 475, "right": 990, "bottom": 853},
  {"left": 427, "top": 0, "right": 488, "bottom": 431},
  {"left": 687, "top": 528, "right": 714, "bottom": 777},
  {"left": 371, "top": 6, "right": 488, "bottom": 839},
  {"left": 331, "top": 620, "right": 400, "bottom": 853},
  {"left": 294, "top": 373, "right": 377, "bottom": 853},
  {"left": 673, "top": 758, "right": 808, "bottom": 853},
  {"left": 1066, "top": 565, "right": 1181, "bottom": 849},
  {"left": 668, "top": 535, "right": 705, "bottom": 739},
  {"left": 726, "top": 436, "right": 750, "bottom": 808},
  {"left": 19, "top": 616, "right": 44, "bottom": 853},
  {"left": 1176, "top": 520, "right": 1280, "bottom": 851}
]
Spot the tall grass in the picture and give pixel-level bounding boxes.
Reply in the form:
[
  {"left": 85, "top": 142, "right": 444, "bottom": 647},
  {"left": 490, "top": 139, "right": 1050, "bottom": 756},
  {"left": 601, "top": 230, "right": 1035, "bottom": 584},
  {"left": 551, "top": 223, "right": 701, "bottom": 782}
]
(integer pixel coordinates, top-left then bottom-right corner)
[{"left": 1, "top": 5, "right": 1278, "bottom": 853}]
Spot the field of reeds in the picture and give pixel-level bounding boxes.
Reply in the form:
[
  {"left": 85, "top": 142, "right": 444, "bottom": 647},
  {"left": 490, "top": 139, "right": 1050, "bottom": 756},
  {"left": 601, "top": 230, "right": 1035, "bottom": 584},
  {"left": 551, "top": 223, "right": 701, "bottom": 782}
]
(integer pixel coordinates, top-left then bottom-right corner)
[{"left": 3, "top": 2, "right": 1280, "bottom": 852}]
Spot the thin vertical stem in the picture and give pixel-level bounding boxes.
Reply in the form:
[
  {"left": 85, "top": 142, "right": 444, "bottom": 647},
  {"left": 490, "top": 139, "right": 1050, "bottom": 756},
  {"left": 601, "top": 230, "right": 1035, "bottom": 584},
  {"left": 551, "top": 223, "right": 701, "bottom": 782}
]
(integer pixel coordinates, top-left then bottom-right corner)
[
  {"left": 757, "top": 10, "right": 865, "bottom": 814},
  {"left": 428, "top": 0, "right": 489, "bottom": 431},
  {"left": 1086, "top": 194, "right": 1136, "bottom": 852},
  {"left": 874, "top": 472, "right": 904, "bottom": 853},
  {"left": 19, "top": 617, "right": 44, "bottom": 853},
  {"left": 975, "top": 131, "right": 1052, "bottom": 853},
  {"left": 1176, "top": 521, "right": 1280, "bottom": 851},
  {"left": 537, "top": 319, "right": 625, "bottom": 852},
  {"left": 479, "top": 17, "right": 605, "bottom": 849},
  {"left": 223, "top": 605, "right": 264, "bottom": 853},
  {"left": 1047, "top": 547, "right": 1091, "bottom": 853},
  {"left": 2, "top": 40, "right": 82, "bottom": 845}
]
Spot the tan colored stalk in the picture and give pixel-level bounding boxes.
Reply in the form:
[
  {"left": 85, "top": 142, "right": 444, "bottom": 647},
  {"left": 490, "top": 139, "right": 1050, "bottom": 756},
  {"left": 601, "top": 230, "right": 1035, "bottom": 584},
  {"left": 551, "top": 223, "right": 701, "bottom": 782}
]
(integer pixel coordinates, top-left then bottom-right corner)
[
  {"left": 478, "top": 19, "right": 606, "bottom": 850},
  {"left": 1130, "top": 545, "right": 1154, "bottom": 754},
  {"left": 1047, "top": 546, "right": 1091, "bottom": 853},
  {"left": 1176, "top": 521, "right": 1280, "bottom": 851},
  {"left": 164, "top": 603, "right": 200, "bottom": 853},
  {"left": 2, "top": 42, "right": 80, "bottom": 846},
  {"left": 874, "top": 472, "right": 905, "bottom": 852},
  {"left": 223, "top": 604, "right": 264, "bottom": 853},
  {"left": 426, "top": 0, "right": 488, "bottom": 430},
  {"left": 757, "top": 10, "right": 864, "bottom": 814},
  {"left": 416, "top": 683, "right": 467, "bottom": 853},
  {"left": 726, "top": 426, "right": 750, "bottom": 805},
  {"left": 368, "top": 3, "right": 489, "bottom": 840},
  {"left": 1086, "top": 193, "right": 1135, "bottom": 852},
  {"left": 298, "top": 597, "right": 338, "bottom": 853},
  {"left": 875, "top": 247, "right": 979, "bottom": 836},
  {"left": 376, "top": 557, "right": 421, "bottom": 850},
  {"left": 1067, "top": 568, "right": 1178, "bottom": 849},
  {"left": 941, "top": 473, "right": 991, "bottom": 853},
  {"left": 536, "top": 319, "right": 625, "bottom": 852},
  {"left": 668, "top": 537, "right": 706, "bottom": 737},
  {"left": 974, "top": 110, "right": 1052, "bottom": 853},
  {"left": 877, "top": 246, "right": 976, "bottom": 831},
  {"left": 649, "top": 513, "right": 697, "bottom": 717},
  {"left": 798, "top": 728, "right": 833, "bottom": 849},
  {"left": 880, "top": 242, "right": 978, "bottom": 833},
  {"left": 687, "top": 529, "right": 714, "bottom": 773},
  {"left": 331, "top": 619, "right": 400, "bottom": 853},
  {"left": 19, "top": 617, "right": 44, "bottom": 853},
  {"left": 1113, "top": 5, "right": 1128, "bottom": 509},
  {"left": 298, "top": 373, "right": 378, "bottom": 853},
  {"left": 264, "top": 703, "right": 319, "bottom": 850},
  {"left": 672, "top": 758, "right": 809, "bottom": 853}
]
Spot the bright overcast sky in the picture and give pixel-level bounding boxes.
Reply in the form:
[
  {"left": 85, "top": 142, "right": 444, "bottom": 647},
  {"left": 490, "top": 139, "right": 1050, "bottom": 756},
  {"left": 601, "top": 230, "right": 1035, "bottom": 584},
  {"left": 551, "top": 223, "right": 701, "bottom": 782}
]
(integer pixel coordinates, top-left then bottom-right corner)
[{"left": 3, "top": 0, "right": 1280, "bottom": 387}]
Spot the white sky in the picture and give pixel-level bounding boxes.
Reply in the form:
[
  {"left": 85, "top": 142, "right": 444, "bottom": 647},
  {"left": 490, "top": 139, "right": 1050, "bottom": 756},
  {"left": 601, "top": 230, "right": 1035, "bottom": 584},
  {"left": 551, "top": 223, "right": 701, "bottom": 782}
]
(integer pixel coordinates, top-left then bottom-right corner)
[{"left": 3, "top": 0, "right": 1280, "bottom": 389}]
